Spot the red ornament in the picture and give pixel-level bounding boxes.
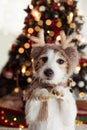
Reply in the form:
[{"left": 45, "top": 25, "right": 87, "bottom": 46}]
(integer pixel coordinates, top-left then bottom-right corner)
[
  {"left": 52, "top": 3, "right": 59, "bottom": 10},
  {"left": 24, "top": 18, "right": 29, "bottom": 24},
  {"left": 11, "top": 44, "right": 15, "bottom": 51},
  {"left": 4, "top": 70, "right": 13, "bottom": 79},
  {"left": 67, "top": 1, "right": 73, "bottom": 6},
  {"left": 79, "top": 58, "right": 87, "bottom": 67},
  {"left": 29, "top": 39, "right": 35, "bottom": 46}
]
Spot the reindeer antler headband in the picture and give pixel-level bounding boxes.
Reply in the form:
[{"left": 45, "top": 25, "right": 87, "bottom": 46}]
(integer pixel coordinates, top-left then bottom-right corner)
[{"left": 30, "top": 29, "right": 76, "bottom": 49}]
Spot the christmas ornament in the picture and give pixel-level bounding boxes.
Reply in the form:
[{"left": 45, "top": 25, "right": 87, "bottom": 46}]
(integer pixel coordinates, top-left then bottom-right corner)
[{"left": 4, "top": 70, "right": 13, "bottom": 79}]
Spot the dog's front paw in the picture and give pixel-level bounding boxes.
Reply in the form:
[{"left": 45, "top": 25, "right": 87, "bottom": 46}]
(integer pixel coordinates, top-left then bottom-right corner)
[
  {"left": 51, "top": 88, "right": 64, "bottom": 99},
  {"left": 38, "top": 93, "right": 50, "bottom": 102}
]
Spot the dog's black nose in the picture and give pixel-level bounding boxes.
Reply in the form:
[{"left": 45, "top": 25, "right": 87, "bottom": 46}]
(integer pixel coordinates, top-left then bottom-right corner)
[{"left": 44, "top": 68, "right": 54, "bottom": 77}]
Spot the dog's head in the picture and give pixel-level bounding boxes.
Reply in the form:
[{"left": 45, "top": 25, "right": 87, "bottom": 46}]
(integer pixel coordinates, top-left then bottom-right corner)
[{"left": 31, "top": 30, "right": 79, "bottom": 85}]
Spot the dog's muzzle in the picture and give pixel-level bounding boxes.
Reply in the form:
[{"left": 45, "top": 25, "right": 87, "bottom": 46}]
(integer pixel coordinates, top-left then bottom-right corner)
[{"left": 44, "top": 68, "right": 54, "bottom": 79}]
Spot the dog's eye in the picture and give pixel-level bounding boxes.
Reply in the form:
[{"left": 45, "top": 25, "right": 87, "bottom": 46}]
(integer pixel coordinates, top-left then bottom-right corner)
[
  {"left": 42, "top": 57, "right": 48, "bottom": 63},
  {"left": 57, "top": 58, "right": 65, "bottom": 64}
]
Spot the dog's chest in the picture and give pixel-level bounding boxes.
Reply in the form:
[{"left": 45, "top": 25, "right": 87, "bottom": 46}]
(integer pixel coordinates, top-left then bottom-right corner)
[
  {"left": 46, "top": 98, "right": 63, "bottom": 129},
  {"left": 47, "top": 98, "right": 60, "bottom": 117}
]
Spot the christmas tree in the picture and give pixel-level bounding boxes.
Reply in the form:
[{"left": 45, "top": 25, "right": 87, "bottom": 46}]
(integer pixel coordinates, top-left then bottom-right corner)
[{"left": 0, "top": 0, "right": 85, "bottom": 98}]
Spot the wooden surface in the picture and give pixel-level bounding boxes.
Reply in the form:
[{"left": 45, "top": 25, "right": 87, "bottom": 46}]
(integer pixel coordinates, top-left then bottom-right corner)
[{"left": 76, "top": 100, "right": 87, "bottom": 110}]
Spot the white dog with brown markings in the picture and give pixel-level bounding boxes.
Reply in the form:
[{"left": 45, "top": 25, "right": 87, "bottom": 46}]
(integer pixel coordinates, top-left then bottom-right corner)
[{"left": 24, "top": 30, "right": 79, "bottom": 130}]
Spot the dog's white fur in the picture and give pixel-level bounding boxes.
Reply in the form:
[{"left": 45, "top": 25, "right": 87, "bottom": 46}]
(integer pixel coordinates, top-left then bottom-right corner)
[{"left": 25, "top": 49, "right": 77, "bottom": 130}]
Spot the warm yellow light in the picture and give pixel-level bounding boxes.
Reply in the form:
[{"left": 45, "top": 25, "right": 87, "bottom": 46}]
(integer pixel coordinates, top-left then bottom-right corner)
[
  {"left": 19, "top": 125, "right": 24, "bottom": 129},
  {"left": 29, "top": 4, "right": 33, "bottom": 9},
  {"left": 1, "top": 116, "right": 5, "bottom": 120},
  {"left": 27, "top": 78, "right": 32, "bottom": 83},
  {"left": 56, "top": 35, "right": 61, "bottom": 41},
  {"left": 67, "top": 12, "right": 73, "bottom": 23},
  {"left": 10, "top": 122, "right": 13, "bottom": 126},
  {"left": 25, "top": 71, "right": 31, "bottom": 76},
  {"left": 4, "top": 120, "right": 8, "bottom": 123},
  {"left": 74, "top": 66, "right": 81, "bottom": 74},
  {"left": 28, "top": 28, "right": 34, "bottom": 34},
  {"left": 83, "top": 63, "right": 87, "bottom": 67},
  {"left": 27, "top": 34, "right": 31, "bottom": 38},
  {"left": 56, "top": 21, "right": 62, "bottom": 28},
  {"left": 47, "top": 30, "right": 50, "bottom": 34},
  {"left": 24, "top": 43, "right": 30, "bottom": 49},
  {"left": 35, "top": 26, "right": 40, "bottom": 32},
  {"left": 49, "top": 31, "right": 55, "bottom": 37},
  {"left": 38, "top": 20, "right": 43, "bottom": 26},
  {"left": 59, "top": 6, "right": 65, "bottom": 11},
  {"left": 18, "top": 48, "right": 24, "bottom": 54},
  {"left": 54, "top": 0, "right": 60, "bottom": 2},
  {"left": 70, "top": 23, "right": 76, "bottom": 29},
  {"left": 47, "top": 0, "right": 51, "bottom": 4},
  {"left": 21, "top": 65, "right": 26, "bottom": 74},
  {"left": 31, "top": 58, "right": 34, "bottom": 63},
  {"left": 14, "top": 87, "right": 19, "bottom": 93},
  {"left": 31, "top": 9, "right": 41, "bottom": 21},
  {"left": 14, "top": 117, "right": 17, "bottom": 121},
  {"left": 79, "top": 92, "right": 85, "bottom": 98},
  {"left": 46, "top": 19, "right": 52, "bottom": 26},
  {"left": 1, "top": 111, "right": 4, "bottom": 114},
  {"left": 76, "top": 120, "right": 83, "bottom": 126}
]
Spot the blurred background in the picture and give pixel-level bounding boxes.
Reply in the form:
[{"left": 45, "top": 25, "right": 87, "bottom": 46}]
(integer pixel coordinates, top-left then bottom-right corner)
[{"left": 0, "top": 0, "right": 31, "bottom": 71}]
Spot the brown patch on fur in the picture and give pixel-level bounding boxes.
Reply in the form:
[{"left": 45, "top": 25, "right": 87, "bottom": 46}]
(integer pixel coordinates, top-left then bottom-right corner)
[{"left": 37, "top": 102, "right": 48, "bottom": 121}]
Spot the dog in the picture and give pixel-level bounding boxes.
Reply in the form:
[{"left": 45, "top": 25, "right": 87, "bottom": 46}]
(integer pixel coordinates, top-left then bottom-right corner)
[{"left": 24, "top": 30, "right": 79, "bottom": 130}]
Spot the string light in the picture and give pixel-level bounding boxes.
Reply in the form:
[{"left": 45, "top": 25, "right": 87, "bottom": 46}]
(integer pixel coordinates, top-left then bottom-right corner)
[
  {"left": 25, "top": 70, "right": 31, "bottom": 76},
  {"left": 49, "top": 31, "right": 55, "bottom": 37},
  {"left": 35, "top": 26, "right": 40, "bottom": 32},
  {"left": 47, "top": 30, "right": 50, "bottom": 34},
  {"left": 56, "top": 35, "right": 61, "bottom": 41},
  {"left": 76, "top": 120, "right": 83, "bottom": 126},
  {"left": 39, "top": 5, "right": 46, "bottom": 12},
  {"left": 46, "top": 19, "right": 52, "bottom": 26},
  {"left": 19, "top": 125, "right": 24, "bottom": 129},
  {"left": 31, "top": 9, "right": 41, "bottom": 21},
  {"left": 27, "top": 33, "right": 31, "bottom": 38},
  {"left": 24, "top": 43, "right": 30, "bottom": 49},
  {"left": 18, "top": 48, "right": 24, "bottom": 54},
  {"left": 70, "top": 23, "right": 76, "bottom": 28},
  {"left": 67, "top": 12, "right": 73, "bottom": 24},
  {"left": 79, "top": 92, "right": 85, "bottom": 98},
  {"left": 54, "top": 0, "right": 60, "bottom": 3},
  {"left": 59, "top": 6, "right": 65, "bottom": 11},
  {"left": 13, "top": 117, "right": 17, "bottom": 121},
  {"left": 14, "top": 87, "right": 20, "bottom": 93},
  {"left": 29, "top": 4, "right": 33, "bottom": 9},
  {"left": 38, "top": 20, "right": 43, "bottom": 26},
  {"left": 74, "top": 66, "right": 81, "bottom": 74},
  {"left": 67, "top": 0, "right": 73, "bottom": 6},
  {"left": 56, "top": 21, "right": 62, "bottom": 28},
  {"left": 21, "top": 65, "right": 26, "bottom": 74},
  {"left": 28, "top": 28, "right": 34, "bottom": 34},
  {"left": 27, "top": 77, "right": 32, "bottom": 83}
]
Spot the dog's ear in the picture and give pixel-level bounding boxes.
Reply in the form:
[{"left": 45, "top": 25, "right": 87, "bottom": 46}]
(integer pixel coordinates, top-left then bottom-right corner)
[
  {"left": 31, "top": 47, "right": 43, "bottom": 59},
  {"left": 64, "top": 46, "right": 79, "bottom": 75}
]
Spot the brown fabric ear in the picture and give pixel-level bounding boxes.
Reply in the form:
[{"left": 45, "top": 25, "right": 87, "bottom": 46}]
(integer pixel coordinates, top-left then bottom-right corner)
[
  {"left": 31, "top": 47, "right": 43, "bottom": 59},
  {"left": 64, "top": 47, "right": 79, "bottom": 75}
]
